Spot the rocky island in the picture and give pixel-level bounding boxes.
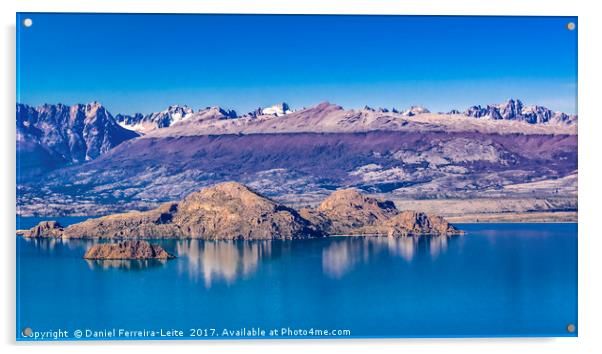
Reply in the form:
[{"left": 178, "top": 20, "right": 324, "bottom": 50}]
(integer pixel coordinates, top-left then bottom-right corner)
[
  {"left": 17, "top": 182, "right": 462, "bottom": 240},
  {"left": 17, "top": 220, "right": 65, "bottom": 238},
  {"left": 83, "top": 240, "right": 175, "bottom": 260}
]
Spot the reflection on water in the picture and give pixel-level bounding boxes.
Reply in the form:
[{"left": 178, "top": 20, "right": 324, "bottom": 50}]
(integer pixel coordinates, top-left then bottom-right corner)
[
  {"left": 429, "top": 235, "right": 448, "bottom": 258},
  {"left": 373, "top": 236, "right": 419, "bottom": 261},
  {"left": 20, "top": 235, "right": 456, "bottom": 285},
  {"left": 21, "top": 238, "right": 171, "bottom": 271},
  {"left": 20, "top": 237, "right": 93, "bottom": 252},
  {"left": 21, "top": 237, "right": 61, "bottom": 251},
  {"left": 176, "top": 239, "right": 272, "bottom": 287},
  {"left": 321, "top": 240, "right": 362, "bottom": 278},
  {"left": 86, "top": 259, "right": 169, "bottom": 271},
  {"left": 322, "top": 236, "right": 455, "bottom": 278},
  {"left": 175, "top": 236, "right": 453, "bottom": 284}
]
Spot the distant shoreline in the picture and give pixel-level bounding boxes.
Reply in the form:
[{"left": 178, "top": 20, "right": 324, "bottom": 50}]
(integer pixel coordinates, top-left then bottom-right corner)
[
  {"left": 446, "top": 211, "right": 577, "bottom": 223},
  {"left": 16, "top": 212, "right": 578, "bottom": 225}
]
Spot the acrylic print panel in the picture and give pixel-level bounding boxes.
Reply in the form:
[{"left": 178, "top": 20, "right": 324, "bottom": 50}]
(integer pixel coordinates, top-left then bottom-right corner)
[{"left": 16, "top": 13, "right": 578, "bottom": 341}]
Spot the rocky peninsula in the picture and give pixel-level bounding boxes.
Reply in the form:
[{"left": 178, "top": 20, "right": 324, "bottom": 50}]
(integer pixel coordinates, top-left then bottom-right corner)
[
  {"left": 18, "top": 182, "right": 462, "bottom": 240},
  {"left": 300, "top": 189, "right": 458, "bottom": 236}
]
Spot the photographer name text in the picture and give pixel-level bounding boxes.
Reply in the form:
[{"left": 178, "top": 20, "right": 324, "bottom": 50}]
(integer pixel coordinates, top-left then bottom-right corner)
[{"left": 21, "top": 327, "right": 352, "bottom": 340}]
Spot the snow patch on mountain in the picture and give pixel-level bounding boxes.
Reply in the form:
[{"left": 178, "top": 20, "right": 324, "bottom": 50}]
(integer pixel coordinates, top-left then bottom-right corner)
[
  {"left": 256, "top": 102, "right": 293, "bottom": 117},
  {"left": 401, "top": 106, "right": 431, "bottom": 116},
  {"left": 116, "top": 105, "right": 239, "bottom": 133}
]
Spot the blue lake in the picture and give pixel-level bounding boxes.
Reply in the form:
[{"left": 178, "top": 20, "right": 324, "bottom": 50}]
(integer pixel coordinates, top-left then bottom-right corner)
[{"left": 16, "top": 219, "right": 577, "bottom": 340}]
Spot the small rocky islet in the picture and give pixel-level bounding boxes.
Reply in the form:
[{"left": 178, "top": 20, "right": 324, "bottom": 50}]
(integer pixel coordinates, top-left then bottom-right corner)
[
  {"left": 83, "top": 240, "right": 174, "bottom": 260},
  {"left": 17, "top": 182, "right": 462, "bottom": 259}
]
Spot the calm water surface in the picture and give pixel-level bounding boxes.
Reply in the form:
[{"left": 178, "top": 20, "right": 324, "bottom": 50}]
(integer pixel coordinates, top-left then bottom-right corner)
[{"left": 16, "top": 218, "right": 577, "bottom": 340}]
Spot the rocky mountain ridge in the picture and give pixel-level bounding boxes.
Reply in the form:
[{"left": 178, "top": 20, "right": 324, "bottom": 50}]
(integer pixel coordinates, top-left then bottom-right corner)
[
  {"left": 17, "top": 182, "right": 461, "bottom": 239},
  {"left": 17, "top": 102, "right": 139, "bottom": 176},
  {"left": 127, "top": 98, "right": 576, "bottom": 134},
  {"left": 141, "top": 99, "right": 577, "bottom": 138},
  {"left": 116, "top": 105, "right": 238, "bottom": 133},
  {"left": 114, "top": 101, "right": 297, "bottom": 133},
  {"left": 462, "top": 98, "right": 576, "bottom": 125},
  {"left": 17, "top": 99, "right": 576, "bottom": 157}
]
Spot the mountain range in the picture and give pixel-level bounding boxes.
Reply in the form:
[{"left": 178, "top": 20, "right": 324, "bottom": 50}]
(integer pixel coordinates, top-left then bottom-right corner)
[
  {"left": 16, "top": 99, "right": 578, "bottom": 218},
  {"left": 111, "top": 98, "right": 576, "bottom": 135},
  {"left": 16, "top": 99, "right": 577, "bottom": 172}
]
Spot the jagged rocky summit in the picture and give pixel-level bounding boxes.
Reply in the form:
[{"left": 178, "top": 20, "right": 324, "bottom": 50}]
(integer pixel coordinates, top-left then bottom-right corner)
[
  {"left": 116, "top": 105, "right": 238, "bottom": 133},
  {"left": 464, "top": 98, "right": 576, "bottom": 125},
  {"left": 18, "top": 182, "right": 461, "bottom": 240},
  {"left": 16, "top": 102, "right": 139, "bottom": 176},
  {"left": 83, "top": 240, "right": 175, "bottom": 260}
]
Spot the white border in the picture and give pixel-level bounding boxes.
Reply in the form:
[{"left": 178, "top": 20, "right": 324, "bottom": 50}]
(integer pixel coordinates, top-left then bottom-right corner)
[{"left": 2, "top": 1, "right": 600, "bottom": 353}]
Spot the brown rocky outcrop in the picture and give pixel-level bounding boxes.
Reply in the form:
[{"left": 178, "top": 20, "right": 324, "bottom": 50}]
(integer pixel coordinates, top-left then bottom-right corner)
[
  {"left": 167, "top": 182, "right": 322, "bottom": 239},
  {"left": 385, "top": 211, "right": 460, "bottom": 236},
  {"left": 300, "top": 189, "right": 462, "bottom": 236},
  {"left": 63, "top": 202, "right": 185, "bottom": 239},
  {"left": 19, "top": 183, "right": 461, "bottom": 239},
  {"left": 17, "top": 220, "right": 64, "bottom": 238},
  {"left": 83, "top": 240, "right": 175, "bottom": 260},
  {"left": 300, "top": 189, "right": 397, "bottom": 235}
]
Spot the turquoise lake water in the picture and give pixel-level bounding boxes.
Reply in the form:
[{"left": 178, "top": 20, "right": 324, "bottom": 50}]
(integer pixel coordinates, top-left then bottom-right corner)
[{"left": 16, "top": 218, "right": 577, "bottom": 340}]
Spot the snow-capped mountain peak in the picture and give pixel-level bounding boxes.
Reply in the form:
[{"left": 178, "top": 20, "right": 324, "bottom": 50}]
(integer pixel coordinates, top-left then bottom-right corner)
[
  {"left": 162, "top": 105, "right": 194, "bottom": 123},
  {"left": 115, "top": 104, "right": 195, "bottom": 133},
  {"left": 401, "top": 106, "right": 431, "bottom": 116},
  {"left": 260, "top": 102, "right": 293, "bottom": 116},
  {"left": 205, "top": 106, "right": 238, "bottom": 119}
]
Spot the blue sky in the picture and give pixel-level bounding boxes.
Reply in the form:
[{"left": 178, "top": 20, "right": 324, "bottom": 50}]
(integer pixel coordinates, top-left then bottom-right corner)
[{"left": 17, "top": 14, "right": 577, "bottom": 115}]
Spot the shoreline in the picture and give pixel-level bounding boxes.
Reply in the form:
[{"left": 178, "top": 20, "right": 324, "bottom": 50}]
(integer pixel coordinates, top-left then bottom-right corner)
[
  {"left": 16, "top": 213, "right": 578, "bottom": 225},
  {"left": 446, "top": 211, "right": 577, "bottom": 223}
]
